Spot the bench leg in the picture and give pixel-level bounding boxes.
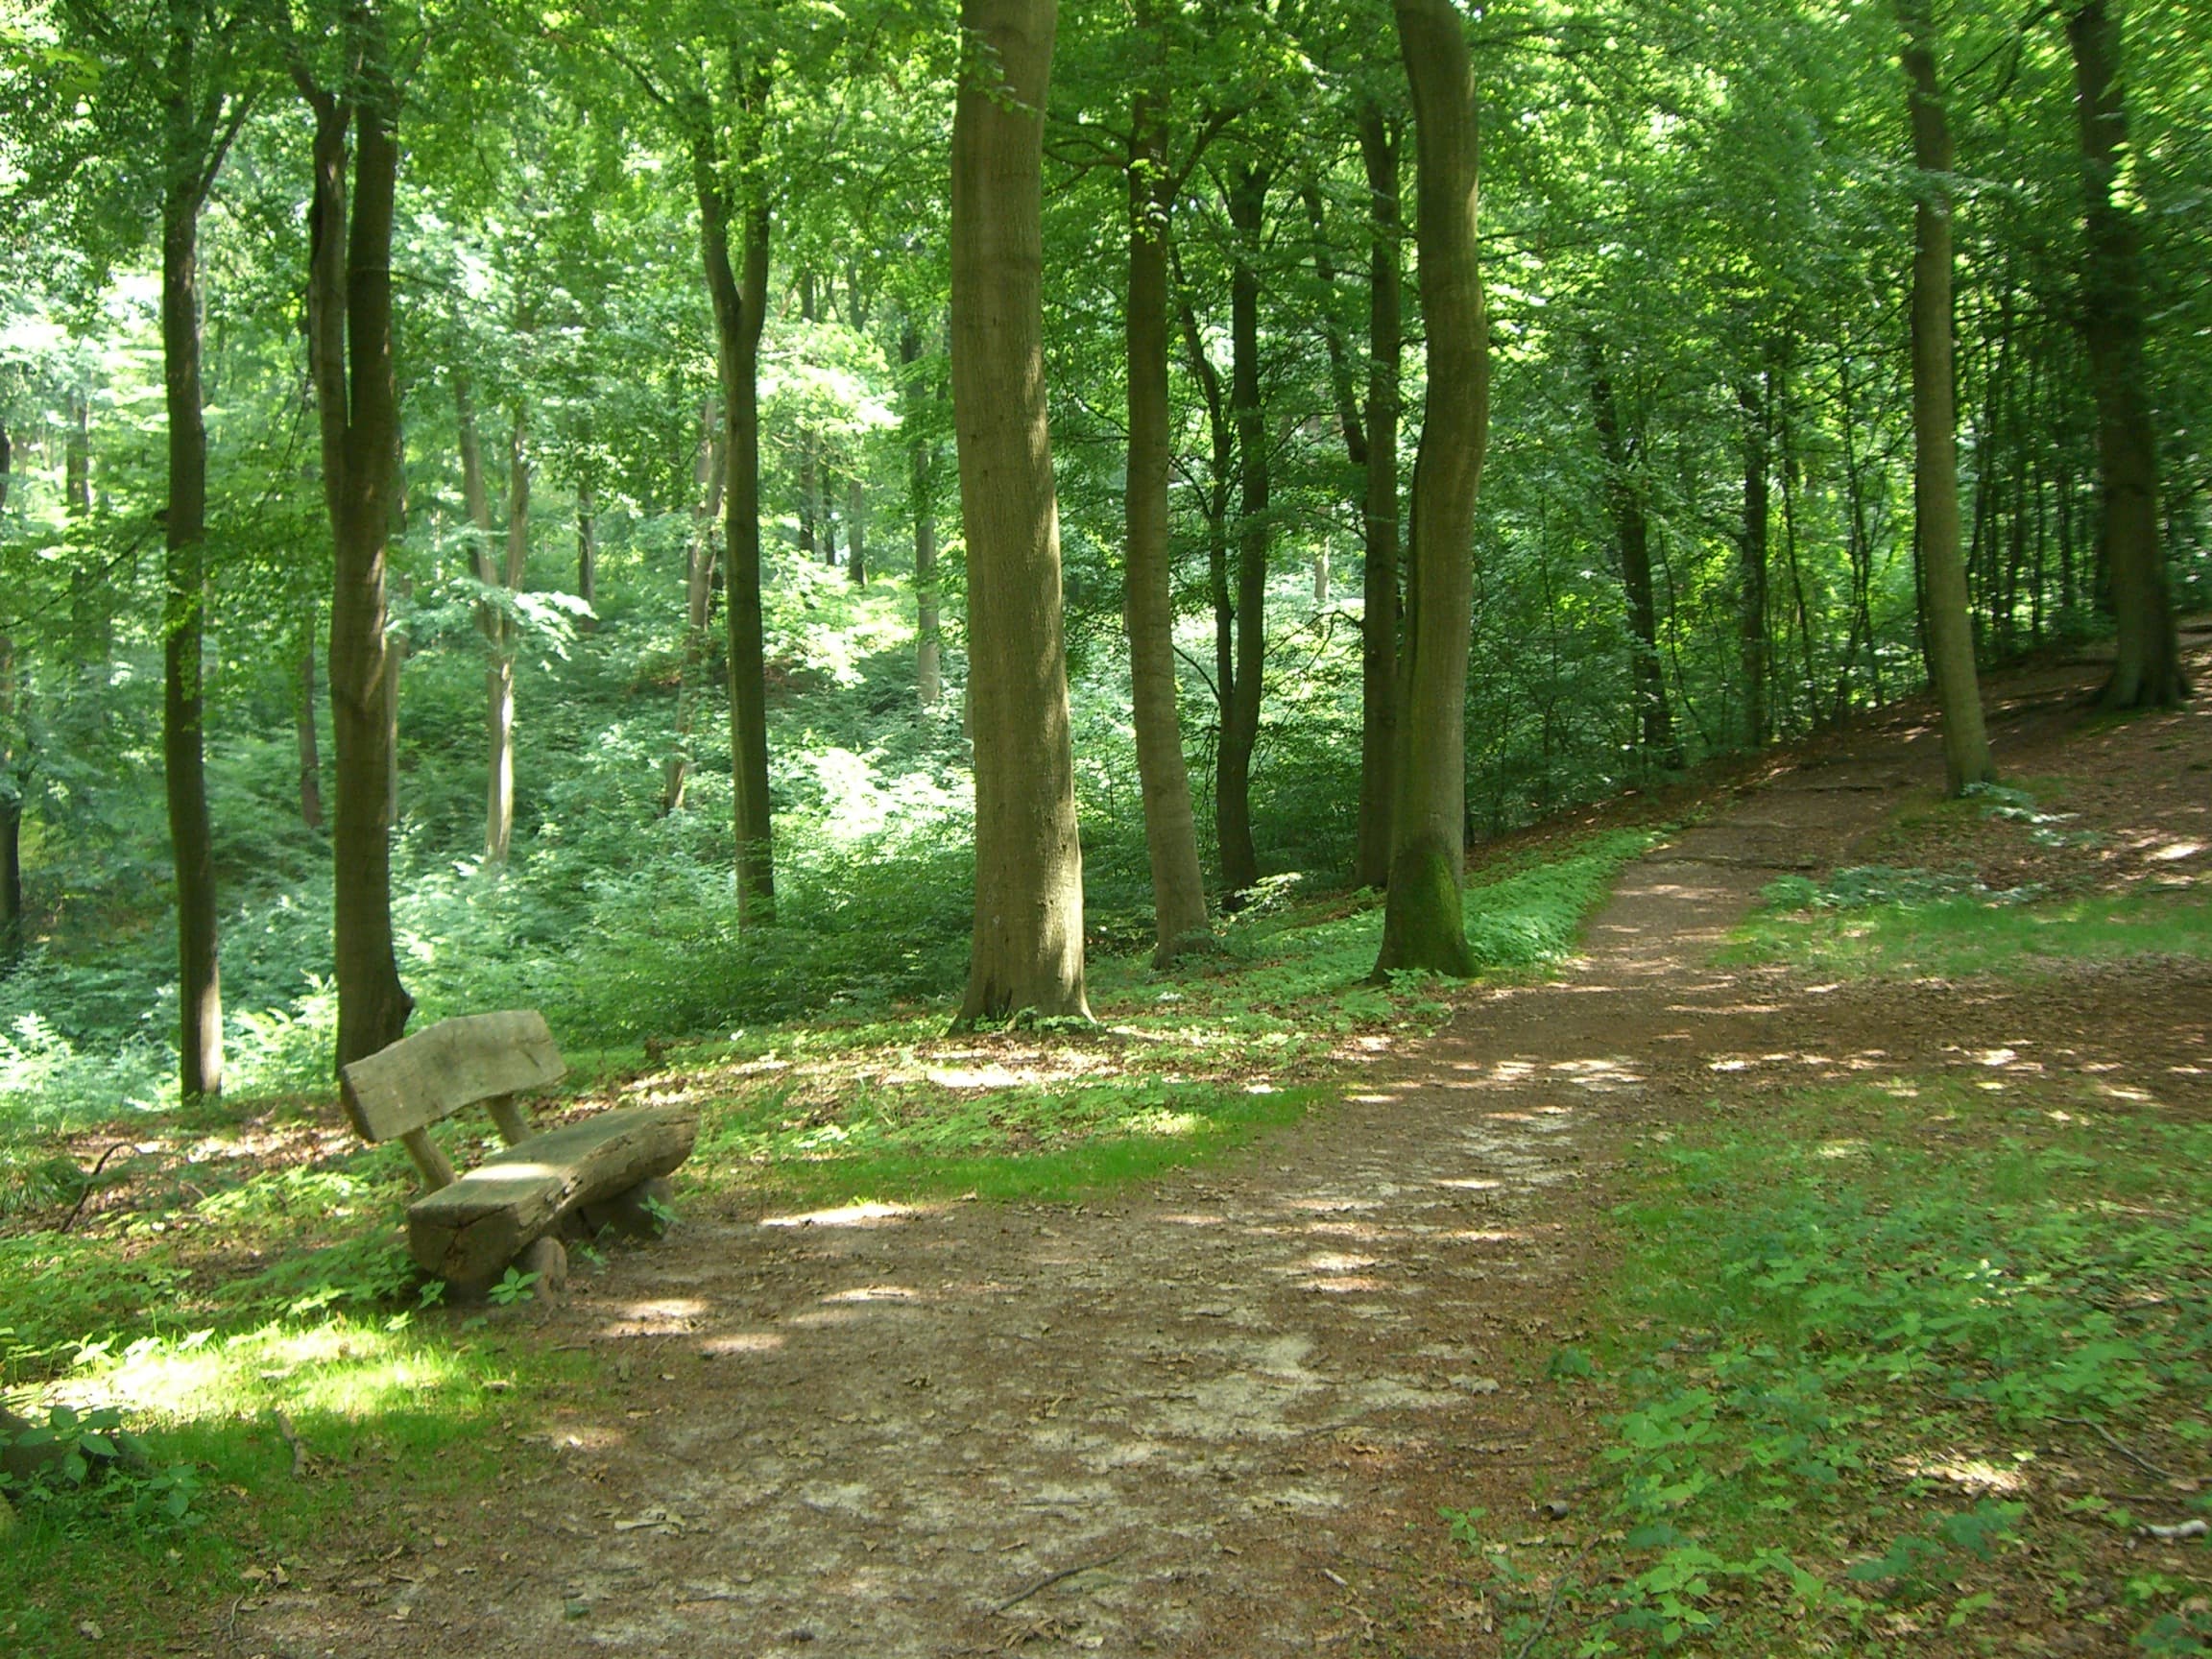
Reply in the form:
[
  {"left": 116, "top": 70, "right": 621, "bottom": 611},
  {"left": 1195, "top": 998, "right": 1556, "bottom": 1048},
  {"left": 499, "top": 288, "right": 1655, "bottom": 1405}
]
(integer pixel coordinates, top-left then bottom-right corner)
[
  {"left": 516, "top": 1235, "right": 568, "bottom": 1297},
  {"left": 580, "top": 1176, "right": 675, "bottom": 1240}
]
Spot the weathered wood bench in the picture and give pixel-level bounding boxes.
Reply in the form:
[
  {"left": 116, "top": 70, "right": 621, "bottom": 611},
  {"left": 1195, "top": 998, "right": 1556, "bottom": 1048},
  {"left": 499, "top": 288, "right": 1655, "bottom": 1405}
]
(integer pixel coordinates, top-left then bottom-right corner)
[{"left": 340, "top": 1011, "right": 697, "bottom": 1297}]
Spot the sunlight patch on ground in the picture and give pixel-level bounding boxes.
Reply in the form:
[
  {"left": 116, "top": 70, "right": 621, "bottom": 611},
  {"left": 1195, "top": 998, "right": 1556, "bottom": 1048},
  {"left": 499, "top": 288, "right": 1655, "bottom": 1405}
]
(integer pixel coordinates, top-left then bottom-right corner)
[
  {"left": 1295, "top": 1252, "right": 1378, "bottom": 1274},
  {"left": 699, "top": 1332, "right": 784, "bottom": 1357},
  {"left": 69, "top": 1321, "right": 476, "bottom": 1425},
  {"left": 1432, "top": 1177, "right": 1504, "bottom": 1191},
  {"left": 823, "top": 1284, "right": 923, "bottom": 1304},
  {"left": 760, "top": 1201, "right": 918, "bottom": 1228},
  {"left": 1894, "top": 1453, "right": 2030, "bottom": 1496}
]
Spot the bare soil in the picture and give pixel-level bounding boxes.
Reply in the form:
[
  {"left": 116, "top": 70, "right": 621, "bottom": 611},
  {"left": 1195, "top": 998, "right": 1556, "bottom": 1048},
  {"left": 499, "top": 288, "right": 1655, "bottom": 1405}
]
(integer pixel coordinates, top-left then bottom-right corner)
[{"left": 239, "top": 637, "right": 2211, "bottom": 1659}]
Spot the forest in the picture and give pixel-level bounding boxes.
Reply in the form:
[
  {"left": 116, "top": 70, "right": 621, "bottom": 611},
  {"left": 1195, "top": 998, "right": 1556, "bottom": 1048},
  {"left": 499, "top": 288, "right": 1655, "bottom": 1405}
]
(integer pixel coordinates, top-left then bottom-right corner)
[{"left": 0, "top": 0, "right": 2207, "bottom": 1653}]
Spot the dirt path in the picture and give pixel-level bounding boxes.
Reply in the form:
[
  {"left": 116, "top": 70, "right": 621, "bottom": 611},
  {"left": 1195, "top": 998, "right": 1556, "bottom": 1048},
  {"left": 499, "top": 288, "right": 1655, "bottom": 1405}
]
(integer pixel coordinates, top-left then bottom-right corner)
[{"left": 251, "top": 674, "right": 2210, "bottom": 1659}]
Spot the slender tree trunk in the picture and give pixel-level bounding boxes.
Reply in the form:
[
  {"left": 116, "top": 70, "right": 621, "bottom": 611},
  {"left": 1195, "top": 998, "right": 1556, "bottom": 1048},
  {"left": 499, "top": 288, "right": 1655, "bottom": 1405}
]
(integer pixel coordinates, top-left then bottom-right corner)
[
  {"left": 1171, "top": 271, "right": 1235, "bottom": 880},
  {"left": 457, "top": 380, "right": 521, "bottom": 867},
  {"left": 1375, "top": 0, "right": 1483, "bottom": 980},
  {"left": 1216, "top": 162, "right": 1271, "bottom": 906},
  {"left": 0, "top": 632, "right": 21, "bottom": 975},
  {"left": 300, "top": 24, "right": 414, "bottom": 1067},
  {"left": 1587, "top": 337, "right": 1675, "bottom": 766},
  {"left": 664, "top": 402, "right": 723, "bottom": 815},
  {"left": 160, "top": 54, "right": 223, "bottom": 1100},
  {"left": 694, "top": 84, "right": 776, "bottom": 924},
  {"left": 1123, "top": 67, "right": 1209, "bottom": 965},
  {"left": 901, "top": 324, "right": 944, "bottom": 708},
  {"left": 846, "top": 474, "right": 867, "bottom": 587},
  {"left": 2069, "top": 0, "right": 2185, "bottom": 708},
  {"left": 297, "top": 628, "right": 325, "bottom": 832},
  {"left": 798, "top": 271, "right": 820, "bottom": 560},
  {"left": 1736, "top": 372, "right": 1771, "bottom": 748},
  {"left": 1354, "top": 109, "right": 1403, "bottom": 891},
  {"left": 1896, "top": 0, "right": 1995, "bottom": 794},
  {"left": 575, "top": 477, "right": 596, "bottom": 612},
  {"left": 951, "top": 0, "right": 1089, "bottom": 1026}
]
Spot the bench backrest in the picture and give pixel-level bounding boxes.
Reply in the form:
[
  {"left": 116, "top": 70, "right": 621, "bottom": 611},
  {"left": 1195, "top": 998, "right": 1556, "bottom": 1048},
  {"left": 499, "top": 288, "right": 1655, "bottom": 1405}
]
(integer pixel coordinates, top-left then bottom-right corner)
[{"left": 341, "top": 1010, "right": 565, "bottom": 1144}]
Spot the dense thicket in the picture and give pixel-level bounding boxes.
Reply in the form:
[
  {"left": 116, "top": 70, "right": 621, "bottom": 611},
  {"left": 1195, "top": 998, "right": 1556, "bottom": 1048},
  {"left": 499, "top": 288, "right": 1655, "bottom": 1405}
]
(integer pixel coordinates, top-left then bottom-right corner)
[{"left": 0, "top": 0, "right": 2203, "bottom": 1096}]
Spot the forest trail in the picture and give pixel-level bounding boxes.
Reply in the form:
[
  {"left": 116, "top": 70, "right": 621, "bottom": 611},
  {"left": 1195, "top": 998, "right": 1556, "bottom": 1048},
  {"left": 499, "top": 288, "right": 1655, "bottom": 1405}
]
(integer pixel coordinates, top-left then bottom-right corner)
[{"left": 252, "top": 657, "right": 2210, "bottom": 1659}]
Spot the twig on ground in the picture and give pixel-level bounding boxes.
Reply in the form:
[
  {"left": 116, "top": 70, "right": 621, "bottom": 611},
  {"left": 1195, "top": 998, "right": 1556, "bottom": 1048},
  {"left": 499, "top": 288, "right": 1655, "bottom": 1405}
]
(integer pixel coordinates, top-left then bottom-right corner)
[
  {"left": 2058, "top": 1415, "right": 2180, "bottom": 1483},
  {"left": 58, "top": 1142, "right": 132, "bottom": 1234},
  {"left": 1513, "top": 1537, "right": 1598, "bottom": 1659},
  {"left": 269, "top": 1410, "right": 309, "bottom": 1478},
  {"left": 993, "top": 1546, "right": 1129, "bottom": 1614}
]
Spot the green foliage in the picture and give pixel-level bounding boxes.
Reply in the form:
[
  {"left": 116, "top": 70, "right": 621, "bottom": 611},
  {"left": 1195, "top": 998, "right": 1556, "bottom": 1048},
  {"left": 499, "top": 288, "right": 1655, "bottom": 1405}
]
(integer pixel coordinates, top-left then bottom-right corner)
[{"left": 1455, "top": 1082, "right": 2212, "bottom": 1653}]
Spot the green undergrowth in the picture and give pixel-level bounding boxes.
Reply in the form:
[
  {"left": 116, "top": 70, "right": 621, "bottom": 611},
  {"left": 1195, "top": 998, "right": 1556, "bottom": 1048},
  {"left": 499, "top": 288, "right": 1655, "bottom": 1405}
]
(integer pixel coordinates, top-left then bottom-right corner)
[
  {"left": 672, "top": 827, "right": 1661, "bottom": 1208},
  {"left": 1449, "top": 1082, "right": 2212, "bottom": 1655},
  {"left": 1730, "top": 871, "right": 2212, "bottom": 978},
  {"left": 0, "top": 822, "right": 1659, "bottom": 1651}
]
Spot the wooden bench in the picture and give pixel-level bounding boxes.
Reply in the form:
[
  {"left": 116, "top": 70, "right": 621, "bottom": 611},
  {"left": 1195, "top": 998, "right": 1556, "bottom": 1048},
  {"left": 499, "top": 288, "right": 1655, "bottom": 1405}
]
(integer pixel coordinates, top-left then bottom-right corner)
[{"left": 340, "top": 1011, "right": 698, "bottom": 1297}]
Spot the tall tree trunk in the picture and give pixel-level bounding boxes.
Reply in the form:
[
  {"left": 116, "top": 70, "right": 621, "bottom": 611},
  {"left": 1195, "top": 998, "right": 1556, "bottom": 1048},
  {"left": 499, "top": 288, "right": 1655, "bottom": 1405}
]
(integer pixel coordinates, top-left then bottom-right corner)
[
  {"left": 575, "top": 477, "right": 596, "bottom": 612},
  {"left": 1374, "top": 0, "right": 1483, "bottom": 980},
  {"left": 160, "top": 28, "right": 224, "bottom": 1100},
  {"left": 797, "top": 271, "right": 820, "bottom": 559},
  {"left": 2068, "top": 0, "right": 2185, "bottom": 708},
  {"left": 1896, "top": 0, "right": 1994, "bottom": 794},
  {"left": 457, "top": 379, "right": 519, "bottom": 867},
  {"left": 297, "top": 624, "right": 325, "bottom": 832},
  {"left": 1586, "top": 336, "right": 1675, "bottom": 766},
  {"left": 65, "top": 386, "right": 108, "bottom": 665},
  {"left": 1354, "top": 109, "right": 1403, "bottom": 892},
  {"left": 664, "top": 402, "right": 724, "bottom": 815},
  {"left": 1171, "top": 270, "right": 1234, "bottom": 884},
  {"left": 0, "top": 632, "right": 21, "bottom": 976},
  {"left": 694, "top": 85, "right": 776, "bottom": 924},
  {"left": 1216, "top": 162, "right": 1271, "bottom": 906},
  {"left": 846, "top": 475, "right": 867, "bottom": 587},
  {"left": 950, "top": 0, "right": 1089, "bottom": 1026},
  {"left": 299, "top": 19, "right": 415, "bottom": 1067},
  {"left": 1735, "top": 372, "right": 1771, "bottom": 747},
  {"left": 1123, "top": 65, "right": 1209, "bottom": 966},
  {"left": 901, "top": 324, "right": 944, "bottom": 708}
]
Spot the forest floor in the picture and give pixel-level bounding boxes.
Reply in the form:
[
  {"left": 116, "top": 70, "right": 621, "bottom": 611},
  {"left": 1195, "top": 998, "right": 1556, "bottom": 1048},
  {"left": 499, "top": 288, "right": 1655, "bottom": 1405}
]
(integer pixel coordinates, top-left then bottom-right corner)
[{"left": 176, "top": 633, "right": 2212, "bottom": 1656}]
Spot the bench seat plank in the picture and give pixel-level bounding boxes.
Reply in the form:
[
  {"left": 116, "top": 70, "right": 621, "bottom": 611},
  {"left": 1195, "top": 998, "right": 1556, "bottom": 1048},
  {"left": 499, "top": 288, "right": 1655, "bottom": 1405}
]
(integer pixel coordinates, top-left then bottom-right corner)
[{"left": 406, "top": 1105, "right": 698, "bottom": 1290}]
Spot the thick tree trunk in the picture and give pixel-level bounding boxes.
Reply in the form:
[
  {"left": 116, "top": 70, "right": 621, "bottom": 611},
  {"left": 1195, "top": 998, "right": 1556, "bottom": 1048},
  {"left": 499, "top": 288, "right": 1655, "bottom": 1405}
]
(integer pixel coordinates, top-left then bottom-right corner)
[
  {"left": 1354, "top": 110, "right": 1403, "bottom": 892},
  {"left": 1586, "top": 337, "right": 1675, "bottom": 767},
  {"left": 301, "top": 28, "right": 415, "bottom": 1068},
  {"left": 901, "top": 325, "right": 943, "bottom": 708},
  {"left": 1736, "top": 373, "right": 1771, "bottom": 747},
  {"left": 694, "top": 95, "right": 776, "bottom": 924},
  {"left": 1374, "top": 0, "right": 1483, "bottom": 981},
  {"left": 1896, "top": 0, "right": 1994, "bottom": 795},
  {"left": 950, "top": 0, "right": 1089, "bottom": 1027},
  {"left": 1216, "top": 162, "right": 1271, "bottom": 906},
  {"left": 2068, "top": 0, "right": 2185, "bottom": 708},
  {"left": 1123, "top": 73, "right": 1209, "bottom": 966},
  {"left": 160, "top": 63, "right": 222, "bottom": 1099}
]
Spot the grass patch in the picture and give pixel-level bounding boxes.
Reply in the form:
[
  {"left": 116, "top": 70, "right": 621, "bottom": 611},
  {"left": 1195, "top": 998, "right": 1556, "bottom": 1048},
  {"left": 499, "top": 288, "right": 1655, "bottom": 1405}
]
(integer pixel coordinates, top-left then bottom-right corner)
[
  {"left": 1445, "top": 1081, "right": 2212, "bottom": 1654},
  {"left": 1730, "top": 874, "right": 2212, "bottom": 978}
]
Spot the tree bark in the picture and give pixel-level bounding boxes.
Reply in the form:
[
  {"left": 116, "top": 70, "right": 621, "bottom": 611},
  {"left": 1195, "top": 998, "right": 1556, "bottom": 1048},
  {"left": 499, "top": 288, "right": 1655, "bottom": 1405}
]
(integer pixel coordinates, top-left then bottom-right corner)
[
  {"left": 159, "top": 14, "right": 228, "bottom": 1099},
  {"left": 1374, "top": 0, "right": 1483, "bottom": 981},
  {"left": 664, "top": 401, "right": 723, "bottom": 815},
  {"left": 1736, "top": 372, "right": 1771, "bottom": 747},
  {"left": 846, "top": 474, "right": 868, "bottom": 587},
  {"left": 300, "top": 16, "right": 415, "bottom": 1067},
  {"left": 901, "top": 323, "right": 943, "bottom": 708},
  {"left": 1354, "top": 109, "right": 1403, "bottom": 892},
  {"left": 297, "top": 626, "right": 325, "bottom": 832},
  {"left": 2068, "top": 0, "right": 2185, "bottom": 708},
  {"left": 1123, "top": 66, "right": 1209, "bottom": 966},
  {"left": 1216, "top": 161, "right": 1271, "bottom": 906},
  {"left": 0, "top": 631, "right": 21, "bottom": 975},
  {"left": 1586, "top": 336, "right": 1675, "bottom": 767},
  {"left": 693, "top": 79, "right": 776, "bottom": 924},
  {"left": 951, "top": 0, "right": 1089, "bottom": 1026},
  {"left": 457, "top": 379, "right": 522, "bottom": 868},
  {"left": 1896, "top": 0, "right": 1995, "bottom": 795},
  {"left": 575, "top": 477, "right": 596, "bottom": 612}
]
